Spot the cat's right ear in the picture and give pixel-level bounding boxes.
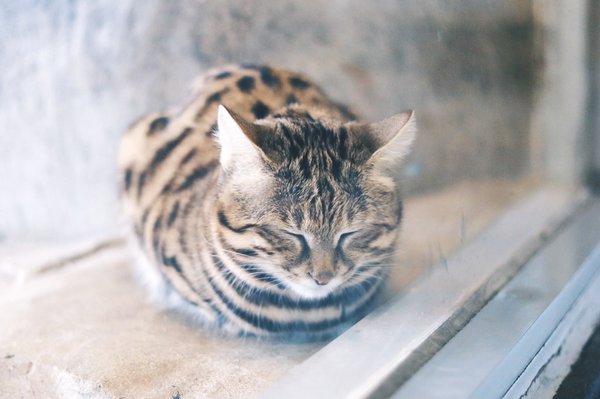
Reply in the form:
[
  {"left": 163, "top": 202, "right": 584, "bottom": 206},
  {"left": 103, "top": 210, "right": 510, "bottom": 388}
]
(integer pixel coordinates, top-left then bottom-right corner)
[
  {"left": 350, "top": 111, "right": 417, "bottom": 173},
  {"left": 216, "top": 105, "right": 265, "bottom": 169}
]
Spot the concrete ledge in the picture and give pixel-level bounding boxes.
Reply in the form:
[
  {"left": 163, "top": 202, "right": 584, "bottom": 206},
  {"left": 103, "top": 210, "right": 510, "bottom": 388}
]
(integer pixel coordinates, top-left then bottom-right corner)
[
  {"left": 0, "top": 246, "right": 320, "bottom": 399},
  {"left": 0, "top": 179, "right": 537, "bottom": 398},
  {"left": 261, "top": 186, "right": 587, "bottom": 399}
]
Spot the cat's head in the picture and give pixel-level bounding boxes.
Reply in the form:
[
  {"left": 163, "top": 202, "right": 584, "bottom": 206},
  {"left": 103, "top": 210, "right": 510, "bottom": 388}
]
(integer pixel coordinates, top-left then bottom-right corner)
[{"left": 213, "top": 105, "right": 416, "bottom": 299}]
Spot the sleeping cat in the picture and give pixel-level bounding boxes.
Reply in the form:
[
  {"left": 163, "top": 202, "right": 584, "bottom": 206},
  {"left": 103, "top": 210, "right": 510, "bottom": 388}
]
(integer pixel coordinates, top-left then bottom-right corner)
[{"left": 118, "top": 64, "right": 416, "bottom": 339}]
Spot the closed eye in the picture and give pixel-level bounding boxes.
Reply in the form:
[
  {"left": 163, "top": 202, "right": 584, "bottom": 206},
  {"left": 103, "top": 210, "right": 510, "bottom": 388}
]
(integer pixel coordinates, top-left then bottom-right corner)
[
  {"left": 336, "top": 231, "right": 357, "bottom": 249},
  {"left": 283, "top": 230, "right": 310, "bottom": 262}
]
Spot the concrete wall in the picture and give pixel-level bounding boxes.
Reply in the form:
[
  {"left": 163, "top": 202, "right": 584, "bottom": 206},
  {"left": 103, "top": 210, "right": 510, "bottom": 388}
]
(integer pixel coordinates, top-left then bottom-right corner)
[
  {"left": 588, "top": 0, "right": 600, "bottom": 187},
  {"left": 529, "top": 0, "right": 590, "bottom": 185},
  {"left": 0, "top": 1, "right": 538, "bottom": 239}
]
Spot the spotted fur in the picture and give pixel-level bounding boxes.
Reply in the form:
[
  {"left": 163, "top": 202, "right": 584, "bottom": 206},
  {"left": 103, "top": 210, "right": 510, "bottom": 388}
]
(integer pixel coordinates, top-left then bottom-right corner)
[{"left": 118, "top": 65, "right": 416, "bottom": 339}]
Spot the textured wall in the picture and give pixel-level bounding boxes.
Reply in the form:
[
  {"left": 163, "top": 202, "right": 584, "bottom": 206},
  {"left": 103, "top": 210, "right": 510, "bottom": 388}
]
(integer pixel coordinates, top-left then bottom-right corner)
[
  {"left": 0, "top": 0, "right": 536, "bottom": 239},
  {"left": 529, "top": 0, "right": 590, "bottom": 185},
  {"left": 589, "top": 0, "right": 600, "bottom": 184}
]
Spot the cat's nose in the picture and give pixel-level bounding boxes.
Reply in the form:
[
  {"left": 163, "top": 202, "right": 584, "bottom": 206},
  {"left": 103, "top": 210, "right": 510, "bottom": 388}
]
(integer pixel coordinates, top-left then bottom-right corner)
[{"left": 309, "top": 271, "right": 334, "bottom": 286}]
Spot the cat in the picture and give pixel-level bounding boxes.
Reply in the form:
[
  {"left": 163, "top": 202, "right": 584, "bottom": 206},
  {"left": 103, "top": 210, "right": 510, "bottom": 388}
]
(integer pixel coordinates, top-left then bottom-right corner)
[{"left": 118, "top": 64, "right": 416, "bottom": 339}]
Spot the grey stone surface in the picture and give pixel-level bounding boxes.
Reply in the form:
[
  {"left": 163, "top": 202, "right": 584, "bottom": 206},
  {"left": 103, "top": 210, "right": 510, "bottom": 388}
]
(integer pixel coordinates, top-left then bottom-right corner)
[
  {"left": 0, "top": 0, "right": 537, "bottom": 239},
  {"left": 0, "top": 247, "right": 321, "bottom": 399}
]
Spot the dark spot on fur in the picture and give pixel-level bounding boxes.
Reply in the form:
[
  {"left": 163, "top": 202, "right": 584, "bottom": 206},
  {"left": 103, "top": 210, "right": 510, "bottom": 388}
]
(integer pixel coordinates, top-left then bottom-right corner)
[
  {"left": 160, "top": 176, "right": 175, "bottom": 195},
  {"left": 180, "top": 149, "right": 197, "bottom": 166},
  {"left": 153, "top": 216, "right": 162, "bottom": 235},
  {"left": 195, "top": 89, "right": 230, "bottom": 120},
  {"left": 161, "top": 249, "right": 183, "bottom": 274},
  {"left": 148, "top": 117, "right": 169, "bottom": 134},
  {"left": 234, "top": 248, "right": 259, "bottom": 257},
  {"left": 251, "top": 101, "right": 270, "bottom": 119},
  {"left": 148, "top": 128, "right": 193, "bottom": 174},
  {"left": 206, "top": 122, "right": 217, "bottom": 137},
  {"left": 177, "top": 161, "right": 218, "bottom": 191},
  {"left": 218, "top": 210, "right": 256, "bottom": 233},
  {"left": 123, "top": 168, "right": 133, "bottom": 191},
  {"left": 286, "top": 94, "right": 298, "bottom": 104},
  {"left": 207, "top": 92, "right": 222, "bottom": 103},
  {"left": 137, "top": 170, "right": 147, "bottom": 198},
  {"left": 206, "top": 88, "right": 230, "bottom": 105},
  {"left": 260, "top": 67, "right": 281, "bottom": 87},
  {"left": 236, "top": 76, "right": 255, "bottom": 93},
  {"left": 215, "top": 71, "right": 232, "bottom": 80},
  {"left": 289, "top": 76, "right": 311, "bottom": 89},
  {"left": 167, "top": 201, "right": 180, "bottom": 227}
]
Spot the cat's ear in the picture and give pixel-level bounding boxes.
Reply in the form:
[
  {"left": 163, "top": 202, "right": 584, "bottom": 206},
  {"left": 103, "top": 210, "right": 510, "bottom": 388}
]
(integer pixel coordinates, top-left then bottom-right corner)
[
  {"left": 216, "top": 105, "right": 267, "bottom": 168},
  {"left": 357, "top": 110, "right": 416, "bottom": 171}
]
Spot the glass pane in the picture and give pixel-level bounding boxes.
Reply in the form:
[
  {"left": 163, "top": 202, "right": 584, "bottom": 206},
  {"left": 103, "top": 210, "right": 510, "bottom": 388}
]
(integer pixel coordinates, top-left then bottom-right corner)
[{"left": 1, "top": 1, "right": 597, "bottom": 398}]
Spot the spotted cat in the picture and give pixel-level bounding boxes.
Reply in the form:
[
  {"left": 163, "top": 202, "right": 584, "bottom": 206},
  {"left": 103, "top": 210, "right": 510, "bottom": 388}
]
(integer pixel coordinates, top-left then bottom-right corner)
[{"left": 118, "top": 64, "right": 416, "bottom": 339}]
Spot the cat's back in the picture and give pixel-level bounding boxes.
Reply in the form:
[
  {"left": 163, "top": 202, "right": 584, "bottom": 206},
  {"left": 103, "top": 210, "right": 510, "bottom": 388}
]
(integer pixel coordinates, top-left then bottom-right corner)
[
  {"left": 187, "top": 64, "right": 355, "bottom": 126},
  {"left": 118, "top": 65, "right": 355, "bottom": 219}
]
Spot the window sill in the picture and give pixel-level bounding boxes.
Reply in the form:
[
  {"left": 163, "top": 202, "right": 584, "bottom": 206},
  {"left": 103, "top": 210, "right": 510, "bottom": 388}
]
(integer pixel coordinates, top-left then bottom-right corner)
[{"left": 262, "top": 185, "right": 595, "bottom": 398}]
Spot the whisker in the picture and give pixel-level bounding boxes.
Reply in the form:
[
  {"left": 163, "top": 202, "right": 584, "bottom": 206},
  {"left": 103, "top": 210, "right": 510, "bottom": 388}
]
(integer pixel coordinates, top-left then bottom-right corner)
[{"left": 220, "top": 248, "right": 261, "bottom": 260}]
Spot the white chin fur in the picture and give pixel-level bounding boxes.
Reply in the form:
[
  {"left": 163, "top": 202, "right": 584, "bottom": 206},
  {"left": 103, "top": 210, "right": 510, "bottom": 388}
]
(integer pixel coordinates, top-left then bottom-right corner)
[
  {"left": 285, "top": 277, "right": 342, "bottom": 299},
  {"left": 257, "top": 262, "right": 344, "bottom": 299}
]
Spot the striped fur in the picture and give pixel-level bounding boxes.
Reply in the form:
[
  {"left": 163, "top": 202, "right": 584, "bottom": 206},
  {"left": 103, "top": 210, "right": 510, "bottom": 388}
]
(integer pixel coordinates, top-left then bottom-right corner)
[{"left": 118, "top": 65, "right": 416, "bottom": 339}]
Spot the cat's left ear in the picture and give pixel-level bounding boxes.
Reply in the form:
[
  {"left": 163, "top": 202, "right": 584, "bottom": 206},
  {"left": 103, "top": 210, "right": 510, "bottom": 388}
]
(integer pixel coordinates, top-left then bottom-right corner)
[
  {"left": 216, "top": 105, "right": 271, "bottom": 169},
  {"left": 353, "top": 110, "right": 417, "bottom": 171}
]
